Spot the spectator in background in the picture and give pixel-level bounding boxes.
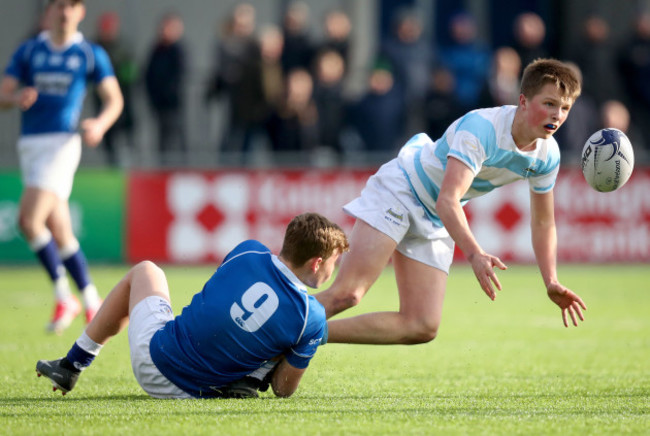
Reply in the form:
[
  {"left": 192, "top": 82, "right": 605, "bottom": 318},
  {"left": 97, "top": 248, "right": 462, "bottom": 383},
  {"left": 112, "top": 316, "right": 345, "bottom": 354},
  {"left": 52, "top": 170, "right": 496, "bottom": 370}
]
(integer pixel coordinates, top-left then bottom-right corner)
[
  {"left": 281, "top": 2, "right": 314, "bottom": 74},
  {"left": 439, "top": 12, "right": 491, "bottom": 110},
  {"left": 258, "top": 25, "right": 285, "bottom": 143},
  {"left": 94, "top": 12, "right": 137, "bottom": 167},
  {"left": 206, "top": 3, "right": 268, "bottom": 161},
  {"left": 312, "top": 49, "right": 347, "bottom": 158},
  {"left": 512, "top": 12, "right": 547, "bottom": 68},
  {"left": 478, "top": 46, "right": 522, "bottom": 108},
  {"left": 600, "top": 100, "right": 646, "bottom": 162},
  {"left": 320, "top": 9, "right": 352, "bottom": 73},
  {"left": 572, "top": 15, "right": 622, "bottom": 105},
  {"left": 618, "top": 11, "right": 650, "bottom": 153},
  {"left": 348, "top": 59, "right": 405, "bottom": 159},
  {"left": 267, "top": 68, "right": 318, "bottom": 163},
  {"left": 424, "top": 66, "right": 463, "bottom": 141},
  {"left": 145, "top": 12, "right": 187, "bottom": 166},
  {"left": 381, "top": 8, "right": 433, "bottom": 135}
]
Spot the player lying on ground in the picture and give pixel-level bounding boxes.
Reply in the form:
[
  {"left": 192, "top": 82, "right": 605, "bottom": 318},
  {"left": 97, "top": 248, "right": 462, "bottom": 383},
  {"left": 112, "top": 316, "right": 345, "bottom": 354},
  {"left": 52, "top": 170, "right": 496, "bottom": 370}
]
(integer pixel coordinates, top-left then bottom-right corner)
[
  {"left": 36, "top": 213, "right": 349, "bottom": 398},
  {"left": 316, "top": 58, "right": 587, "bottom": 348}
]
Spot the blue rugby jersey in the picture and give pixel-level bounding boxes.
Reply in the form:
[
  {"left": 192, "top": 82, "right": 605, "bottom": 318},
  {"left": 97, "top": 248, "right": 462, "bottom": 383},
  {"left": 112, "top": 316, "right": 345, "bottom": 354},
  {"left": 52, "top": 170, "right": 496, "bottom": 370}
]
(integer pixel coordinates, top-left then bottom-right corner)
[
  {"left": 398, "top": 105, "right": 560, "bottom": 227},
  {"left": 149, "top": 240, "right": 328, "bottom": 398},
  {"left": 4, "top": 31, "right": 114, "bottom": 135}
]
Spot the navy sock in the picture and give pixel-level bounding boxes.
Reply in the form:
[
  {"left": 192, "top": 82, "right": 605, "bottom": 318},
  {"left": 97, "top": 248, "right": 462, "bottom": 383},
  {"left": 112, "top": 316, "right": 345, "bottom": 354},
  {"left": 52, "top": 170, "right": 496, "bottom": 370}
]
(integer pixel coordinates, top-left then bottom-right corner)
[
  {"left": 35, "top": 239, "right": 65, "bottom": 281},
  {"left": 62, "top": 249, "right": 91, "bottom": 291},
  {"left": 65, "top": 343, "right": 96, "bottom": 371}
]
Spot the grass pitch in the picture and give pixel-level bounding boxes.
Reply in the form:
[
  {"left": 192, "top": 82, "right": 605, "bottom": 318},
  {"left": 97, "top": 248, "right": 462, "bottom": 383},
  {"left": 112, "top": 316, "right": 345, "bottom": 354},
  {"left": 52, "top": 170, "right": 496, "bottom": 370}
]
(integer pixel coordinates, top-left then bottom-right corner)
[{"left": 0, "top": 263, "right": 648, "bottom": 435}]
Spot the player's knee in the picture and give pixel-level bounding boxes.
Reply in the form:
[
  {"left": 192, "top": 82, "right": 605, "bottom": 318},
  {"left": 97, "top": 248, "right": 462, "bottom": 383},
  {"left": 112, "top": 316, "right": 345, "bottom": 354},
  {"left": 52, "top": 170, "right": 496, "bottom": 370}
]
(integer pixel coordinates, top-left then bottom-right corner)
[
  {"left": 17, "top": 212, "right": 38, "bottom": 238},
  {"left": 334, "top": 289, "right": 364, "bottom": 312},
  {"left": 402, "top": 319, "right": 439, "bottom": 345},
  {"left": 134, "top": 260, "right": 161, "bottom": 276}
]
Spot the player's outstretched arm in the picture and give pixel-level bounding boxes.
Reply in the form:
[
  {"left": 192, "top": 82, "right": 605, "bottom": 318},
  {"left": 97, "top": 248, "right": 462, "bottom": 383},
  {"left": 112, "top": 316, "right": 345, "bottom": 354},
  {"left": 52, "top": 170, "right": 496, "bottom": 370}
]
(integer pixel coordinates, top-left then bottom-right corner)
[
  {"left": 271, "top": 358, "right": 306, "bottom": 398},
  {"left": 437, "top": 157, "right": 507, "bottom": 300}
]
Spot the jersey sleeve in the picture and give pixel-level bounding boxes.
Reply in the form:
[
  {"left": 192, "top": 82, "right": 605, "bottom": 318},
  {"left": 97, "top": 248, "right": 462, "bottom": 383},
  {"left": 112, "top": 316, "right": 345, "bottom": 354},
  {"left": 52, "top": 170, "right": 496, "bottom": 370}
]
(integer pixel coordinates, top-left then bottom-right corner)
[
  {"left": 91, "top": 44, "right": 115, "bottom": 83},
  {"left": 528, "top": 163, "right": 559, "bottom": 193},
  {"left": 4, "top": 41, "right": 30, "bottom": 82},
  {"left": 447, "top": 130, "right": 487, "bottom": 175},
  {"left": 284, "top": 297, "right": 327, "bottom": 369}
]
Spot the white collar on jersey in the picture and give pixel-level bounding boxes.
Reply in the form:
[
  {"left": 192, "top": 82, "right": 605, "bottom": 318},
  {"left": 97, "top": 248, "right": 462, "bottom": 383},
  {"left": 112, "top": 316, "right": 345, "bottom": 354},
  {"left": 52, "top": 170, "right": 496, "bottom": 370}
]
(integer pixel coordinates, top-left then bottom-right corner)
[
  {"left": 39, "top": 30, "right": 84, "bottom": 52},
  {"left": 272, "top": 255, "right": 308, "bottom": 294}
]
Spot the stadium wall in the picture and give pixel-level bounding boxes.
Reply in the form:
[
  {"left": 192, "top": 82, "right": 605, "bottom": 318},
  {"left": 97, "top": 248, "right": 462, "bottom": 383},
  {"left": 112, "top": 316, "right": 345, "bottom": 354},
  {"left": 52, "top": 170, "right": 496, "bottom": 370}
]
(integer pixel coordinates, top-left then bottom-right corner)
[{"left": 0, "top": 168, "right": 648, "bottom": 265}]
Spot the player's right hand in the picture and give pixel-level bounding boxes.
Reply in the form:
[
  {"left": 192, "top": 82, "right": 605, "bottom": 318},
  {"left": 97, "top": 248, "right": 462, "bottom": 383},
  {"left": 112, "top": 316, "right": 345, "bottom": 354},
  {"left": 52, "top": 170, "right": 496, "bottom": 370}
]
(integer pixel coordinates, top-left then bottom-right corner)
[
  {"left": 17, "top": 87, "right": 37, "bottom": 111},
  {"left": 468, "top": 251, "right": 507, "bottom": 300}
]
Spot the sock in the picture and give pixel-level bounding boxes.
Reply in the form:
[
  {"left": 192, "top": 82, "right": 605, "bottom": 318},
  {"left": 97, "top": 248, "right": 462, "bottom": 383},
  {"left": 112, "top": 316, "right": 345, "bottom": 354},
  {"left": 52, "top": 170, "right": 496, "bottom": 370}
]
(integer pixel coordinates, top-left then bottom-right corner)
[
  {"left": 60, "top": 240, "right": 92, "bottom": 292},
  {"left": 65, "top": 331, "right": 103, "bottom": 371},
  {"left": 30, "top": 231, "right": 65, "bottom": 282}
]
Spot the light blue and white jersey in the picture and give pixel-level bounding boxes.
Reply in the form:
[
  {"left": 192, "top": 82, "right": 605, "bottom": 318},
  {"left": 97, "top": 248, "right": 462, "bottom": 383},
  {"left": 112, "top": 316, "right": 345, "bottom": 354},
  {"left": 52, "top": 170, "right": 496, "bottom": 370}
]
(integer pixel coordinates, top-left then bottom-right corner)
[
  {"left": 398, "top": 105, "right": 560, "bottom": 227},
  {"left": 149, "top": 240, "right": 327, "bottom": 398},
  {"left": 4, "top": 31, "right": 114, "bottom": 136}
]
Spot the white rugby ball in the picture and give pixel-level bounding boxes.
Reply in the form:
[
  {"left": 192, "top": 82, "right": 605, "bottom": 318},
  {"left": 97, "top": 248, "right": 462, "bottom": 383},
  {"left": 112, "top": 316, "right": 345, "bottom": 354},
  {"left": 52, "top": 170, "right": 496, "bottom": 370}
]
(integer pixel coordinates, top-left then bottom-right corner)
[{"left": 581, "top": 128, "right": 634, "bottom": 192}]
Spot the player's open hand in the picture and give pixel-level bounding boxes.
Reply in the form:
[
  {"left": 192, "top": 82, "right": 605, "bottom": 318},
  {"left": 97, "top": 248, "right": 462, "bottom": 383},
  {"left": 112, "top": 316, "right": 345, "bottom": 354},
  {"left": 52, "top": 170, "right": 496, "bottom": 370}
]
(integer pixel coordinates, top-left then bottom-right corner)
[
  {"left": 547, "top": 282, "right": 587, "bottom": 327},
  {"left": 468, "top": 252, "right": 507, "bottom": 301},
  {"left": 80, "top": 118, "right": 106, "bottom": 147},
  {"left": 17, "top": 87, "right": 38, "bottom": 111}
]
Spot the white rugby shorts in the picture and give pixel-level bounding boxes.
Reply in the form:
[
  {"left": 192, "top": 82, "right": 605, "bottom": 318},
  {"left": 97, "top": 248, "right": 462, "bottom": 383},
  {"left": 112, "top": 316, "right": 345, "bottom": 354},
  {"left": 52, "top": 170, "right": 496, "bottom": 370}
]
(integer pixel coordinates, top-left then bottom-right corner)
[
  {"left": 18, "top": 133, "right": 81, "bottom": 200},
  {"left": 128, "top": 296, "right": 192, "bottom": 399},
  {"left": 343, "top": 159, "right": 455, "bottom": 273}
]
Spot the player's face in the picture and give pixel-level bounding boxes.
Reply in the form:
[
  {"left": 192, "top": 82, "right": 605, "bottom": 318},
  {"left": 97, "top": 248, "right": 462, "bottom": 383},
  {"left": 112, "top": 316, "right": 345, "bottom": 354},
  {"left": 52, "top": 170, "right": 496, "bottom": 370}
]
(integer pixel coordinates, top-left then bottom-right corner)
[
  {"left": 312, "top": 250, "right": 342, "bottom": 289},
  {"left": 522, "top": 83, "right": 573, "bottom": 139},
  {"left": 50, "top": 0, "right": 85, "bottom": 34}
]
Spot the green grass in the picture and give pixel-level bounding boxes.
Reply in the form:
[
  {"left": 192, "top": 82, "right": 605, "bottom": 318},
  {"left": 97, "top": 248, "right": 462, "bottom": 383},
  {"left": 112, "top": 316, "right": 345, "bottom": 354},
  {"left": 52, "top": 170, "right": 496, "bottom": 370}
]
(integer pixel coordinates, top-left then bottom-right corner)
[{"left": 1, "top": 264, "right": 648, "bottom": 435}]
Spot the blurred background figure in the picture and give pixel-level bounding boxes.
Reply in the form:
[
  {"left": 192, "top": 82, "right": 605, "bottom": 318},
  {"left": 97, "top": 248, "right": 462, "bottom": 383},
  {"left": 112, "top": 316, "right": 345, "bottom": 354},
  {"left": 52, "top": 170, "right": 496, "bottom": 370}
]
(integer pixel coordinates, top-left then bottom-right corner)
[
  {"left": 206, "top": 3, "right": 268, "bottom": 163},
  {"left": 145, "top": 12, "right": 187, "bottom": 166},
  {"left": 281, "top": 2, "right": 314, "bottom": 74},
  {"left": 312, "top": 49, "right": 347, "bottom": 161},
  {"left": 600, "top": 100, "right": 646, "bottom": 162},
  {"left": 617, "top": 11, "right": 650, "bottom": 154},
  {"left": 320, "top": 9, "right": 352, "bottom": 73},
  {"left": 439, "top": 12, "right": 491, "bottom": 111},
  {"left": 512, "top": 12, "right": 547, "bottom": 68},
  {"left": 572, "top": 15, "right": 621, "bottom": 106},
  {"left": 425, "top": 66, "right": 462, "bottom": 141},
  {"left": 267, "top": 68, "right": 318, "bottom": 164},
  {"left": 478, "top": 46, "right": 521, "bottom": 108},
  {"left": 380, "top": 8, "right": 432, "bottom": 136},
  {"left": 94, "top": 12, "right": 137, "bottom": 167},
  {"left": 347, "top": 59, "right": 405, "bottom": 161}
]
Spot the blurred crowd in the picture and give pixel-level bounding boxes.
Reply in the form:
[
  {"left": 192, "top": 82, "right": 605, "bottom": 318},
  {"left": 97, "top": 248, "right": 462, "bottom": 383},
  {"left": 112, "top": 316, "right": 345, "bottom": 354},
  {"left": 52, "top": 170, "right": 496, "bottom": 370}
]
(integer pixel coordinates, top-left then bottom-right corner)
[{"left": 87, "top": 3, "right": 650, "bottom": 167}]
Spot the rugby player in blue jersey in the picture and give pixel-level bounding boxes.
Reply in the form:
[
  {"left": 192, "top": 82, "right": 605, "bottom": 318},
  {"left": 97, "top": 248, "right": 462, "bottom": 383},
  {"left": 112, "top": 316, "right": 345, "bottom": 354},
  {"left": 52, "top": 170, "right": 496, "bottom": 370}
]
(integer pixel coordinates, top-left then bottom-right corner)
[
  {"left": 36, "top": 213, "right": 349, "bottom": 398},
  {"left": 0, "top": 0, "right": 123, "bottom": 333},
  {"left": 316, "top": 59, "right": 588, "bottom": 348}
]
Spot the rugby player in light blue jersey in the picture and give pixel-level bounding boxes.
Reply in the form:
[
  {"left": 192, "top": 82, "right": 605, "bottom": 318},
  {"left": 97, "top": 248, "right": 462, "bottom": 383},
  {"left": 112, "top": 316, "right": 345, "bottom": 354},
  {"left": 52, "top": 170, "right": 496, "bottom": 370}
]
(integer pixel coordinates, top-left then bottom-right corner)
[
  {"left": 0, "top": 0, "right": 123, "bottom": 333},
  {"left": 36, "top": 213, "right": 349, "bottom": 398},
  {"left": 316, "top": 59, "right": 588, "bottom": 348}
]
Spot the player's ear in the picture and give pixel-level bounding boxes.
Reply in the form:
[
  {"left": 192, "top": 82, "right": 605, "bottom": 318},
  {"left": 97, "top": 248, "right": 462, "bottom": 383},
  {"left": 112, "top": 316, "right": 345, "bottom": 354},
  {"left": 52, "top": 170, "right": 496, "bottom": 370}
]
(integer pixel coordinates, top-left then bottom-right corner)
[
  {"left": 518, "top": 93, "right": 527, "bottom": 108},
  {"left": 308, "top": 257, "right": 323, "bottom": 273}
]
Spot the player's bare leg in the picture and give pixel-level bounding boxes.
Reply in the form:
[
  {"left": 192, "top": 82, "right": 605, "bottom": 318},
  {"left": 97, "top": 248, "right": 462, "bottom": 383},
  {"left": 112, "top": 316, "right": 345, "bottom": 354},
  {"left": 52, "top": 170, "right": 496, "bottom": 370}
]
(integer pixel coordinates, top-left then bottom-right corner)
[
  {"left": 37, "top": 261, "right": 171, "bottom": 394},
  {"left": 85, "top": 261, "right": 171, "bottom": 345},
  {"left": 19, "top": 188, "right": 80, "bottom": 333},
  {"left": 326, "top": 251, "right": 447, "bottom": 344},
  {"left": 315, "top": 219, "right": 396, "bottom": 318}
]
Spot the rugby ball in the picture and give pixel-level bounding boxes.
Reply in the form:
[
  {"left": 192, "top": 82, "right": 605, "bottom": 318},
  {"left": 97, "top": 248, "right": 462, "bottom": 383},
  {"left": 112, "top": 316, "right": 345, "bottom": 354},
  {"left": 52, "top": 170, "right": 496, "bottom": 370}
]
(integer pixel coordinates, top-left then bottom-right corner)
[{"left": 581, "top": 128, "right": 634, "bottom": 192}]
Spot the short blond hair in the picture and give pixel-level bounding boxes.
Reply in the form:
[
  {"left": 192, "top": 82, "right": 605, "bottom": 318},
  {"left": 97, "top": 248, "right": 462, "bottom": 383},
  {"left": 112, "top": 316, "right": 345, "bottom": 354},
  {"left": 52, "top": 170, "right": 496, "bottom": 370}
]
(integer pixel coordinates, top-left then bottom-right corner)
[
  {"left": 280, "top": 213, "right": 349, "bottom": 266},
  {"left": 520, "top": 58, "right": 581, "bottom": 101}
]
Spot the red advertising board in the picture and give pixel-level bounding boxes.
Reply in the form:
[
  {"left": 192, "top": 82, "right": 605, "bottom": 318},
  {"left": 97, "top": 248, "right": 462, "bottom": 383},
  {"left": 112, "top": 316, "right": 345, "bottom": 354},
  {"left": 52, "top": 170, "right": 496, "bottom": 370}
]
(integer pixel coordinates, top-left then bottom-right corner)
[{"left": 127, "top": 168, "right": 650, "bottom": 264}]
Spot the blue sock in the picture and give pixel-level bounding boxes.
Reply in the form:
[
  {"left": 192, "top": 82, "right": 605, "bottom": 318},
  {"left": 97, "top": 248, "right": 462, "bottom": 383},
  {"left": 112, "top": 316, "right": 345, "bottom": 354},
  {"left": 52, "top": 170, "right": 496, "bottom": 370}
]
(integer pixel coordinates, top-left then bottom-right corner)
[
  {"left": 35, "top": 239, "right": 65, "bottom": 282},
  {"left": 62, "top": 248, "right": 91, "bottom": 291},
  {"left": 65, "top": 343, "right": 96, "bottom": 371}
]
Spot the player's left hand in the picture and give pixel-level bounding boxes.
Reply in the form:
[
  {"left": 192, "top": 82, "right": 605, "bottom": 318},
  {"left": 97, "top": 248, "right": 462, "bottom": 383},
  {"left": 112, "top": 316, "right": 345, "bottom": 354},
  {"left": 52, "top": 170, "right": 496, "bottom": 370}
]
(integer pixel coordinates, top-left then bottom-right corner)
[
  {"left": 547, "top": 282, "right": 587, "bottom": 327},
  {"left": 80, "top": 118, "right": 106, "bottom": 147}
]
